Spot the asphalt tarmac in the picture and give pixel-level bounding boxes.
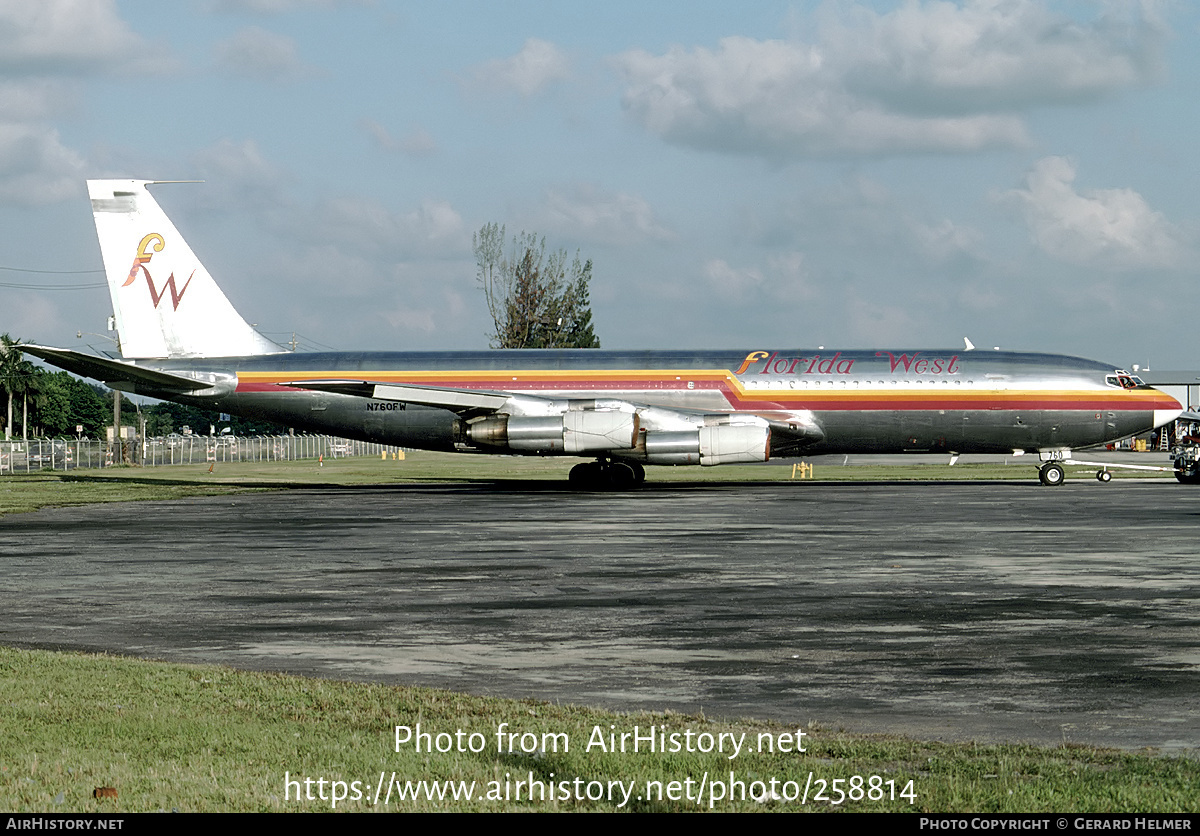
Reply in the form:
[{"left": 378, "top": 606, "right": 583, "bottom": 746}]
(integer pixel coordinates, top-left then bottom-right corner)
[{"left": 2, "top": 475, "right": 1198, "bottom": 752}]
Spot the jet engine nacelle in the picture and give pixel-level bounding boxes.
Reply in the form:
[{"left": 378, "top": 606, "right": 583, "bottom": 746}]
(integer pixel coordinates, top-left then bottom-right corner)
[
  {"left": 467, "top": 410, "right": 639, "bottom": 454},
  {"left": 642, "top": 424, "right": 771, "bottom": 466}
]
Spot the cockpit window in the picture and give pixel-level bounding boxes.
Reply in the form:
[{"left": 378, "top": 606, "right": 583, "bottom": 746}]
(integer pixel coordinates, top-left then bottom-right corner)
[{"left": 1106, "top": 373, "right": 1144, "bottom": 389}]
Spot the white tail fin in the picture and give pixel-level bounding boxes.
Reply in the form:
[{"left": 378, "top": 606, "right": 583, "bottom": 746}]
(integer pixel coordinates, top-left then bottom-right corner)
[{"left": 88, "top": 179, "right": 283, "bottom": 358}]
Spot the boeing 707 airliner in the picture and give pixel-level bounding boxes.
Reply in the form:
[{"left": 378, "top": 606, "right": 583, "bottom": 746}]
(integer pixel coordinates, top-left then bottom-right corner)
[{"left": 23, "top": 180, "right": 1183, "bottom": 487}]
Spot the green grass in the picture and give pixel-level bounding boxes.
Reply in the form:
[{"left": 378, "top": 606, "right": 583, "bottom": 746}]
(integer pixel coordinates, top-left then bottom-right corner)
[
  {"left": 3, "top": 454, "right": 1189, "bottom": 813},
  {"left": 0, "top": 451, "right": 1166, "bottom": 518},
  {"left": 1, "top": 647, "right": 1195, "bottom": 813}
]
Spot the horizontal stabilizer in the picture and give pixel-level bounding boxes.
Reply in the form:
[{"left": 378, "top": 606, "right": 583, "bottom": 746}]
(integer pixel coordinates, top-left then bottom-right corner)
[{"left": 24, "top": 345, "right": 235, "bottom": 397}]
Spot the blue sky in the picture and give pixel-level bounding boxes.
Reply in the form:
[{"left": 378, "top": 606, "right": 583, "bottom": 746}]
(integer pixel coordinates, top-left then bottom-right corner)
[{"left": 2, "top": 0, "right": 1198, "bottom": 369}]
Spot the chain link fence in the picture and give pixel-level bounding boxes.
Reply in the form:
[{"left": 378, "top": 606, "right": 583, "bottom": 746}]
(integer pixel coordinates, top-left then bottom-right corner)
[{"left": 0, "top": 435, "right": 402, "bottom": 474}]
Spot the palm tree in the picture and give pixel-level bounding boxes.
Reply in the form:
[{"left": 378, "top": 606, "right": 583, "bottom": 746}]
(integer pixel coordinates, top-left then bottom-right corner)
[
  {"left": 18, "top": 360, "right": 41, "bottom": 441},
  {"left": 0, "top": 334, "right": 23, "bottom": 442}
]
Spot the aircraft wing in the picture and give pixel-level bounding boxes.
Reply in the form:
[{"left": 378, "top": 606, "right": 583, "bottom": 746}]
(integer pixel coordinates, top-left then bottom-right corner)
[
  {"left": 288, "top": 377, "right": 825, "bottom": 449},
  {"left": 283, "top": 379, "right": 510, "bottom": 416}
]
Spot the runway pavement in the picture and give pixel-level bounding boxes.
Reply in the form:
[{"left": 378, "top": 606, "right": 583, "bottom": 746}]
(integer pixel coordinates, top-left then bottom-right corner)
[{"left": 2, "top": 476, "right": 1197, "bottom": 752}]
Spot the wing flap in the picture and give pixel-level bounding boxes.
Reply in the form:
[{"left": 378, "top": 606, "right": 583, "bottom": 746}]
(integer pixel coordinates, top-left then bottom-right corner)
[{"left": 283, "top": 379, "right": 509, "bottom": 414}]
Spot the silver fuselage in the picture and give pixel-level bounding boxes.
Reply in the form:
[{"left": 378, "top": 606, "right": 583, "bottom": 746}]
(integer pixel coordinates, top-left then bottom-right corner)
[{"left": 130, "top": 347, "right": 1179, "bottom": 459}]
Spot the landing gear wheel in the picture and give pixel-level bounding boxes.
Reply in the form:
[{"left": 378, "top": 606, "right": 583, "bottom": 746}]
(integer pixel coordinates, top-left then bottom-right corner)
[
  {"left": 625, "top": 462, "right": 646, "bottom": 484},
  {"left": 1096, "top": 470, "right": 1112, "bottom": 483},
  {"left": 569, "top": 462, "right": 603, "bottom": 485},
  {"left": 1176, "top": 467, "right": 1200, "bottom": 484},
  {"left": 568, "top": 460, "right": 643, "bottom": 490},
  {"left": 607, "top": 462, "right": 637, "bottom": 488},
  {"left": 1039, "top": 462, "right": 1065, "bottom": 486}
]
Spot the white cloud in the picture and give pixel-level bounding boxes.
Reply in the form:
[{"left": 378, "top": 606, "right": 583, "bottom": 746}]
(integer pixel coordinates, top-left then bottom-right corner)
[
  {"left": 189, "top": 138, "right": 290, "bottom": 213},
  {"left": 618, "top": 36, "right": 1026, "bottom": 157},
  {"left": 704, "top": 258, "right": 764, "bottom": 297},
  {"left": 360, "top": 119, "right": 437, "bottom": 156},
  {"left": 845, "top": 295, "right": 919, "bottom": 345},
  {"left": 307, "top": 195, "right": 468, "bottom": 256},
  {"left": 541, "top": 184, "right": 673, "bottom": 244},
  {"left": 472, "top": 38, "right": 570, "bottom": 97},
  {"left": 830, "top": 0, "right": 1163, "bottom": 113},
  {"left": 3, "top": 294, "right": 70, "bottom": 340},
  {"left": 703, "top": 251, "right": 815, "bottom": 303},
  {"left": 214, "top": 27, "right": 307, "bottom": 81},
  {"left": 766, "top": 251, "right": 814, "bottom": 297},
  {"left": 0, "top": 1, "right": 171, "bottom": 207},
  {"left": 911, "top": 218, "right": 983, "bottom": 263},
  {"left": 0, "top": 0, "right": 155, "bottom": 74},
  {"left": 206, "top": 0, "right": 372, "bottom": 13},
  {"left": 398, "top": 128, "right": 437, "bottom": 157},
  {"left": 0, "top": 123, "right": 83, "bottom": 205},
  {"left": 0, "top": 79, "right": 74, "bottom": 121},
  {"left": 193, "top": 138, "right": 281, "bottom": 182},
  {"left": 1005, "top": 156, "right": 1189, "bottom": 270},
  {"left": 617, "top": 1, "right": 1161, "bottom": 158},
  {"left": 746, "top": 175, "right": 984, "bottom": 269},
  {"left": 382, "top": 307, "right": 436, "bottom": 334},
  {"left": 375, "top": 264, "right": 476, "bottom": 343},
  {"left": 263, "top": 247, "right": 479, "bottom": 346}
]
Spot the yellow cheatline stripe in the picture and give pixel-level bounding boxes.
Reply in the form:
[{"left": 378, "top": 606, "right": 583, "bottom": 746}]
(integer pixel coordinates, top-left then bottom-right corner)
[{"left": 238, "top": 368, "right": 737, "bottom": 384}]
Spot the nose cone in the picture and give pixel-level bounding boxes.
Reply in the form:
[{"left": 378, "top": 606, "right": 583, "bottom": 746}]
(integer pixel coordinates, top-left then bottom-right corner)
[{"left": 1153, "top": 390, "right": 1183, "bottom": 429}]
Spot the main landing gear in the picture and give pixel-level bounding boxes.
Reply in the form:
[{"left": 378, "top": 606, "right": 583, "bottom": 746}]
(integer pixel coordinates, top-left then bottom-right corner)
[
  {"left": 568, "top": 458, "right": 646, "bottom": 489},
  {"left": 1038, "top": 462, "right": 1065, "bottom": 486}
]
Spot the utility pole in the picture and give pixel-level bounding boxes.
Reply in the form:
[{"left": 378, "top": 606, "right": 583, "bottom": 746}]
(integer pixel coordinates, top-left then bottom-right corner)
[{"left": 112, "top": 389, "right": 121, "bottom": 463}]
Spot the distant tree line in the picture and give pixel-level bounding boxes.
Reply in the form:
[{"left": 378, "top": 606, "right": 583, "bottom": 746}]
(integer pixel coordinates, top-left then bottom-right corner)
[{"left": 142, "top": 401, "right": 288, "bottom": 438}]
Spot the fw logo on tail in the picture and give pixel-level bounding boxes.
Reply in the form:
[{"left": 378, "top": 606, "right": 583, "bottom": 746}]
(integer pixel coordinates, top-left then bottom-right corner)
[
  {"left": 123, "top": 232, "right": 194, "bottom": 312},
  {"left": 88, "top": 179, "right": 281, "bottom": 358}
]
